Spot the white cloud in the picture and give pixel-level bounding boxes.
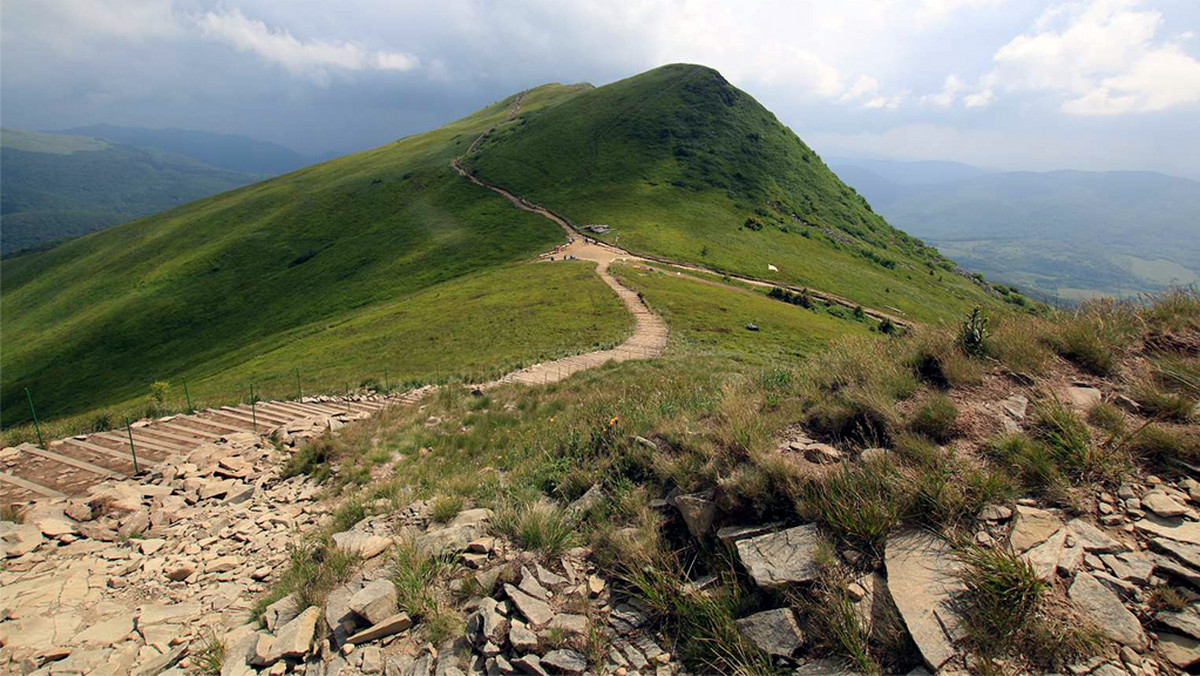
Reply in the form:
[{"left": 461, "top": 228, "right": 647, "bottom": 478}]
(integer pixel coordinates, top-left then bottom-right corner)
[
  {"left": 921, "top": 74, "right": 968, "bottom": 106},
  {"left": 197, "top": 9, "right": 420, "bottom": 83},
  {"left": 918, "top": 0, "right": 1013, "bottom": 23},
  {"left": 988, "top": 0, "right": 1200, "bottom": 114}
]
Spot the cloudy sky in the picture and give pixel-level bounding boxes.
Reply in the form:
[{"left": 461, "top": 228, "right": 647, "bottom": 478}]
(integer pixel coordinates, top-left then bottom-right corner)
[{"left": 3, "top": 0, "right": 1199, "bottom": 177}]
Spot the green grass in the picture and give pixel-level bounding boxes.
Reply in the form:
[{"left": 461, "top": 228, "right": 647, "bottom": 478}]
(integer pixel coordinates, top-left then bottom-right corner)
[
  {"left": 611, "top": 262, "right": 871, "bottom": 361},
  {"left": 470, "top": 64, "right": 1015, "bottom": 325},
  {"left": 1, "top": 86, "right": 634, "bottom": 429}
]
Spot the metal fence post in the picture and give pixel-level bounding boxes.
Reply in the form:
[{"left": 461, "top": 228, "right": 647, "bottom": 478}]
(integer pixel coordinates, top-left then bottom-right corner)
[
  {"left": 24, "top": 388, "right": 45, "bottom": 449},
  {"left": 125, "top": 417, "right": 140, "bottom": 474},
  {"left": 294, "top": 367, "right": 302, "bottom": 401},
  {"left": 250, "top": 382, "right": 257, "bottom": 432},
  {"left": 182, "top": 376, "right": 194, "bottom": 414}
]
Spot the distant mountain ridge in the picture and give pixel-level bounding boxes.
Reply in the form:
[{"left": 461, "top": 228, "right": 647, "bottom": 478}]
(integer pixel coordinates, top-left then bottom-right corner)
[
  {"left": 1, "top": 127, "right": 261, "bottom": 255},
  {"left": 54, "top": 124, "right": 316, "bottom": 175},
  {"left": 830, "top": 159, "right": 1200, "bottom": 300}
]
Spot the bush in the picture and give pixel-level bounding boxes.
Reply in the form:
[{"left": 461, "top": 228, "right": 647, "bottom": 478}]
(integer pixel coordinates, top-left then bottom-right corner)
[
  {"left": 907, "top": 331, "right": 983, "bottom": 388},
  {"left": 986, "top": 318, "right": 1052, "bottom": 375},
  {"left": 1032, "top": 399, "right": 1125, "bottom": 481},
  {"left": 908, "top": 394, "right": 959, "bottom": 443},
  {"left": 982, "top": 434, "right": 1070, "bottom": 503}
]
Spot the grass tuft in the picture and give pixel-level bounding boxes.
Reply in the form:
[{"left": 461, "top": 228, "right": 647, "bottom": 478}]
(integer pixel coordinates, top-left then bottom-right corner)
[
  {"left": 497, "top": 501, "right": 578, "bottom": 555},
  {"left": 908, "top": 393, "right": 959, "bottom": 444}
]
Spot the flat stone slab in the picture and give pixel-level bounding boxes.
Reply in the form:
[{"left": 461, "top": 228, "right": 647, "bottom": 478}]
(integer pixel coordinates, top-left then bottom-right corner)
[
  {"left": 735, "top": 608, "right": 803, "bottom": 657},
  {"left": 1068, "top": 572, "right": 1146, "bottom": 648},
  {"left": 885, "top": 531, "right": 964, "bottom": 672},
  {"left": 1009, "top": 505, "right": 1063, "bottom": 553},
  {"left": 734, "top": 524, "right": 822, "bottom": 587},
  {"left": 1066, "top": 519, "right": 1126, "bottom": 553},
  {"left": 504, "top": 583, "right": 554, "bottom": 627},
  {"left": 331, "top": 530, "right": 393, "bottom": 558},
  {"left": 348, "top": 612, "right": 412, "bottom": 644},
  {"left": 1135, "top": 516, "right": 1200, "bottom": 546}
]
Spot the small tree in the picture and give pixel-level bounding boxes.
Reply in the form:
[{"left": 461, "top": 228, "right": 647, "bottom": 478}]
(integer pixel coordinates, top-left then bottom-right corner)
[{"left": 149, "top": 381, "right": 171, "bottom": 414}]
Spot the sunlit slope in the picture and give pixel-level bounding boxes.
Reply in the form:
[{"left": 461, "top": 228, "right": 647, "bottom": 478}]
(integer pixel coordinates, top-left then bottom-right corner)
[
  {"left": 468, "top": 64, "right": 1007, "bottom": 324},
  {"left": 1, "top": 87, "right": 608, "bottom": 424}
]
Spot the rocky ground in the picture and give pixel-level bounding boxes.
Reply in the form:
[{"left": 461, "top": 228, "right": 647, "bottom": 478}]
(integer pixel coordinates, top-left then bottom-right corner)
[{"left": 0, "top": 424, "right": 688, "bottom": 676}]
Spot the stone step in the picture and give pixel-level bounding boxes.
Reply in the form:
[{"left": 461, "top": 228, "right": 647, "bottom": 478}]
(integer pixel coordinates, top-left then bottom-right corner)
[
  {"left": 254, "top": 402, "right": 310, "bottom": 420},
  {"left": 261, "top": 401, "right": 317, "bottom": 417},
  {"left": 156, "top": 421, "right": 223, "bottom": 441}
]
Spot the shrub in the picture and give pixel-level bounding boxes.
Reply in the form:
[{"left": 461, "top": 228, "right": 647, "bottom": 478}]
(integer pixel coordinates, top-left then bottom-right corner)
[
  {"left": 982, "top": 434, "right": 1070, "bottom": 503},
  {"left": 1032, "top": 399, "right": 1125, "bottom": 481},
  {"left": 623, "top": 555, "right": 773, "bottom": 675},
  {"left": 958, "top": 307, "right": 989, "bottom": 357},
  {"left": 392, "top": 540, "right": 458, "bottom": 622},
  {"left": 88, "top": 412, "right": 114, "bottom": 433},
  {"left": 907, "top": 330, "right": 983, "bottom": 388},
  {"left": 1051, "top": 321, "right": 1116, "bottom": 375},
  {"left": 958, "top": 545, "right": 1047, "bottom": 647},
  {"left": 908, "top": 394, "right": 959, "bottom": 443},
  {"left": 282, "top": 433, "right": 345, "bottom": 482},
  {"left": 957, "top": 545, "right": 1100, "bottom": 672},
  {"left": 986, "top": 318, "right": 1052, "bottom": 375}
]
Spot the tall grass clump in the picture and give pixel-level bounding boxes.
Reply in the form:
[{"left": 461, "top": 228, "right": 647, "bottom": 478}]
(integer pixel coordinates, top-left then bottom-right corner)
[
  {"left": 497, "top": 501, "right": 578, "bottom": 555},
  {"left": 795, "top": 459, "right": 909, "bottom": 554},
  {"left": 624, "top": 556, "right": 773, "bottom": 675},
  {"left": 253, "top": 537, "right": 360, "bottom": 622},
  {"left": 1031, "top": 399, "right": 1127, "bottom": 482},
  {"left": 958, "top": 545, "right": 1100, "bottom": 673},
  {"left": 1049, "top": 298, "right": 1139, "bottom": 376}
]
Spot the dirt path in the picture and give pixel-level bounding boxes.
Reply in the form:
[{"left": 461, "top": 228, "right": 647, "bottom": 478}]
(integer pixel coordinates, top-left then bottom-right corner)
[{"left": 452, "top": 121, "right": 909, "bottom": 328}]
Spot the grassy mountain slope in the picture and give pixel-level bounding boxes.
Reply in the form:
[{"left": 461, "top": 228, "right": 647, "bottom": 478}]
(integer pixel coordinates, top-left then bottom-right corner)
[
  {"left": 1, "top": 128, "right": 260, "bottom": 254},
  {"left": 0, "top": 87, "right": 629, "bottom": 425},
  {"left": 56, "top": 124, "right": 314, "bottom": 175},
  {"left": 841, "top": 168, "right": 1200, "bottom": 300},
  {"left": 468, "top": 64, "right": 1005, "bottom": 324}
]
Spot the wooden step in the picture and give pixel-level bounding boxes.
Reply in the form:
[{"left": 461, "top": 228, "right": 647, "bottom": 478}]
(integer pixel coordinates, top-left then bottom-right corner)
[
  {"left": 18, "top": 445, "right": 123, "bottom": 479},
  {"left": 223, "top": 406, "right": 290, "bottom": 425},
  {"left": 62, "top": 439, "right": 159, "bottom": 469},
  {"left": 265, "top": 401, "right": 322, "bottom": 417},
  {"left": 254, "top": 402, "right": 309, "bottom": 420},
  {"left": 0, "top": 471, "right": 65, "bottom": 499},
  {"left": 93, "top": 432, "right": 177, "bottom": 457},
  {"left": 127, "top": 426, "right": 207, "bottom": 448},
  {"left": 178, "top": 415, "right": 250, "bottom": 434},
  {"left": 206, "top": 408, "right": 264, "bottom": 427},
  {"left": 156, "top": 421, "right": 223, "bottom": 440}
]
